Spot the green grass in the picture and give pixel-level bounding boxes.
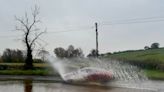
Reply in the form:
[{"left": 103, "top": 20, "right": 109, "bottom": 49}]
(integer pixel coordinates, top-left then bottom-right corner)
[
  {"left": 0, "top": 63, "right": 51, "bottom": 70},
  {"left": 105, "top": 48, "right": 164, "bottom": 80},
  {"left": 107, "top": 48, "right": 164, "bottom": 62},
  {"left": 144, "top": 69, "right": 164, "bottom": 80},
  {"left": 106, "top": 48, "right": 164, "bottom": 70},
  {"left": 0, "top": 63, "right": 60, "bottom": 76},
  {"left": 0, "top": 63, "right": 49, "bottom": 67},
  {"left": 0, "top": 69, "right": 59, "bottom": 76}
]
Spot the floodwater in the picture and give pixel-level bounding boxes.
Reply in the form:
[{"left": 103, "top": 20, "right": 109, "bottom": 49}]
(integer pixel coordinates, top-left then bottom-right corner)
[{"left": 0, "top": 80, "right": 163, "bottom": 92}]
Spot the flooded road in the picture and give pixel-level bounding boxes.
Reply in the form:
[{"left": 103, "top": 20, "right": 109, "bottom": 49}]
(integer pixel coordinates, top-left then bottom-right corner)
[{"left": 0, "top": 80, "right": 163, "bottom": 92}]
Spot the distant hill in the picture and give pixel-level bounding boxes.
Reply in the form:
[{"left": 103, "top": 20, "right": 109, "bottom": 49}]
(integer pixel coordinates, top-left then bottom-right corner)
[{"left": 105, "top": 48, "right": 164, "bottom": 70}]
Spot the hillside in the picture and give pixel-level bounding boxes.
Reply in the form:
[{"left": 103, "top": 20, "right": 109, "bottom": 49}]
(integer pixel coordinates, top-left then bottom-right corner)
[{"left": 105, "top": 48, "right": 164, "bottom": 70}]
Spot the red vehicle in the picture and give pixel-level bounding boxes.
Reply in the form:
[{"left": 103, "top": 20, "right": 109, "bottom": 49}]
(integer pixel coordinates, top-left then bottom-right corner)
[{"left": 63, "top": 67, "right": 114, "bottom": 83}]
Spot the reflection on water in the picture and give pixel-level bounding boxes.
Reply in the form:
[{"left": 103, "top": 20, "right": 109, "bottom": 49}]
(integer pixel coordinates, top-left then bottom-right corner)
[
  {"left": 24, "top": 80, "right": 32, "bottom": 92},
  {"left": 0, "top": 80, "right": 163, "bottom": 92}
]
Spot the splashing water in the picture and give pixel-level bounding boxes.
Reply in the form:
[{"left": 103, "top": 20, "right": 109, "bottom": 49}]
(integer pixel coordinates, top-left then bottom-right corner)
[{"left": 45, "top": 55, "right": 147, "bottom": 83}]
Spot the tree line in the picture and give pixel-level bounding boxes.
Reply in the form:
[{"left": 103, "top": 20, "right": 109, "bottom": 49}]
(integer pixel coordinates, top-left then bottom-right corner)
[
  {"left": 144, "top": 42, "right": 160, "bottom": 50},
  {"left": 0, "top": 45, "right": 98, "bottom": 63},
  {"left": 0, "top": 48, "right": 46, "bottom": 63}
]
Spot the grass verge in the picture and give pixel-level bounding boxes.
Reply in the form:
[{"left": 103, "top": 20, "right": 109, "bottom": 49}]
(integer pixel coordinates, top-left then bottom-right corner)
[
  {"left": 0, "top": 69, "right": 59, "bottom": 76},
  {"left": 105, "top": 48, "right": 164, "bottom": 71},
  {"left": 144, "top": 69, "right": 164, "bottom": 80}
]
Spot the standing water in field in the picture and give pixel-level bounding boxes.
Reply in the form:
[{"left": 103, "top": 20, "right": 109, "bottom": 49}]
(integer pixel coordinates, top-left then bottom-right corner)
[{"left": 45, "top": 55, "right": 147, "bottom": 83}]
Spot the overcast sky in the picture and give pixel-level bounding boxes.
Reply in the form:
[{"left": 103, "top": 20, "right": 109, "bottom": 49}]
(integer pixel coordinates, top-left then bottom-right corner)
[{"left": 0, "top": 0, "right": 164, "bottom": 55}]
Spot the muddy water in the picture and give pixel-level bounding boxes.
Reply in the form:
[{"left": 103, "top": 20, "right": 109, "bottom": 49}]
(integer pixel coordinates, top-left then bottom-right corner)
[{"left": 0, "top": 80, "right": 163, "bottom": 92}]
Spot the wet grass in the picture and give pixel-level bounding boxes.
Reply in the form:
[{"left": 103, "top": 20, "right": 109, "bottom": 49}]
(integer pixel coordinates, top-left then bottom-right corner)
[
  {"left": 0, "top": 62, "right": 60, "bottom": 76},
  {"left": 144, "top": 69, "right": 164, "bottom": 80},
  {"left": 107, "top": 48, "right": 164, "bottom": 63},
  {"left": 0, "top": 63, "right": 49, "bottom": 67},
  {"left": 105, "top": 48, "right": 164, "bottom": 80},
  {"left": 0, "top": 69, "right": 50, "bottom": 75},
  {"left": 106, "top": 48, "right": 164, "bottom": 70}
]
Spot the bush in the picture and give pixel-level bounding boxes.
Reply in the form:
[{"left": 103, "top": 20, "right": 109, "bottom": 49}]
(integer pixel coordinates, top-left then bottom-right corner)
[
  {"left": 151, "top": 43, "right": 160, "bottom": 49},
  {"left": 2, "top": 49, "right": 25, "bottom": 63},
  {"left": 54, "top": 45, "right": 84, "bottom": 58},
  {"left": 33, "top": 59, "right": 45, "bottom": 63},
  {"left": 0, "top": 63, "right": 50, "bottom": 70}
]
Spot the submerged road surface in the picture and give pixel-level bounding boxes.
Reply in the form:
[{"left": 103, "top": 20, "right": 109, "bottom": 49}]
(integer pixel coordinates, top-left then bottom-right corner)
[{"left": 0, "top": 80, "right": 163, "bottom": 92}]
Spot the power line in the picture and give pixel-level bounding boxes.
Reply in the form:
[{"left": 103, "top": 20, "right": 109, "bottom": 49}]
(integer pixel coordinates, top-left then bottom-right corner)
[
  {"left": 101, "top": 17, "right": 164, "bottom": 26},
  {"left": 102, "top": 19, "right": 164, "bottom": 26},
  {"left": 1, "top": 16, "right": 164, "bottom": 38},
  {"left": 46, "top": 27, "right": 93, "bottom": 34},
  {"left": 0, "top": 35, "right": 21, "bottom": 38},
  {"left": 0, "top": 27, "right": 94, "bottom": 38},
  {"left": 103, "top": 16, "right": 164, "bottom": 22}
]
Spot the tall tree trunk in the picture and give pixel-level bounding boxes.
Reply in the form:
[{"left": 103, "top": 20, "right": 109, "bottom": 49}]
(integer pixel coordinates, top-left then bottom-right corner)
[{"left": 24, "top": 47, "right": 34, "bottom": 70}]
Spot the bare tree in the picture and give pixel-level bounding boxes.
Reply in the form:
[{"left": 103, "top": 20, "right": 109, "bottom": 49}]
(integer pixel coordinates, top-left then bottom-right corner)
[
  {"left": 37, "top": 48, "right": 49, "bottom": 62},
  {"left": 15, "top": 6, "right": 45, "bottom": 69}
]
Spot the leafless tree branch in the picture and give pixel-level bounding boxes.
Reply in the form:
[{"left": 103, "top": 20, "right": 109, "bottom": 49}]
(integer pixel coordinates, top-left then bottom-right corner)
[
  {"left": 30, "top": 31, "right": 45, "bottom": 47},
  {"left": 15, "top": 5, "right": 45, "bottom": 69}
]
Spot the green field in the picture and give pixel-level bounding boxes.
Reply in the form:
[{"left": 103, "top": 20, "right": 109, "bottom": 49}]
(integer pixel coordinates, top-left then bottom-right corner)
[
  {"left": 0, "top": 63, "right": 60, "bottom": 76},
  {"left": 107, "top": 48, "right": 164, "bottom": 62},
  {"left": 105, "top": 48, "right": 164, "bottom": 79},
  {"left": 0, "top": 63, "right": 49, "bottom": 67},
  {"left": 0, "top": 70, "right": 49, "bottom": 75},
  {"left": 106, "top": 48, "right": 164, "bottom": 70},
  {"left": 144, "top": 69, "right": 164, "bottom": 80}
]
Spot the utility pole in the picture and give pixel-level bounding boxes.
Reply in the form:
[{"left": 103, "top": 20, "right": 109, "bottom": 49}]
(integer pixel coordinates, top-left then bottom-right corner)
[{"left": 95, "top": 22, "right": 99, "bottom": 57}]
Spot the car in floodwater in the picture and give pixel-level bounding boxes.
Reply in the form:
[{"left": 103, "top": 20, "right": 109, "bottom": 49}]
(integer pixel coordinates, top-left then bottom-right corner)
[{"left": 62, "top": 67, "right": 114, "bottom": 83}]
